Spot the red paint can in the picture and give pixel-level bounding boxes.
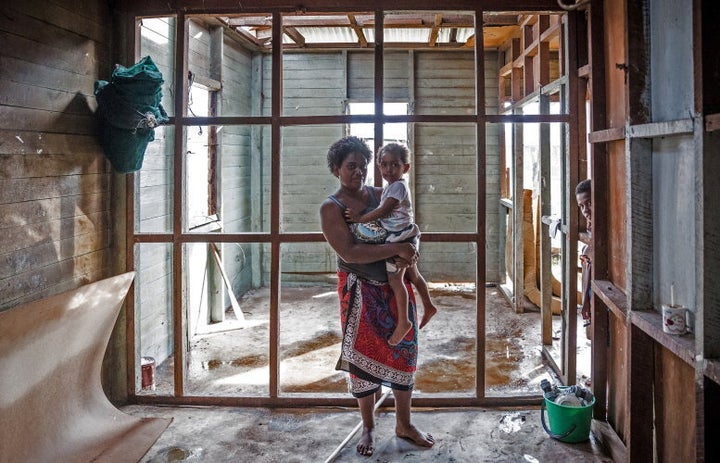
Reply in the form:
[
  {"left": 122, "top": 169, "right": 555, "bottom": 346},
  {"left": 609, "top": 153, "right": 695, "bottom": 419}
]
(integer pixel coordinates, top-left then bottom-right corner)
[{"left": 141, "top": 356, "right": 156, "bottom": 390}]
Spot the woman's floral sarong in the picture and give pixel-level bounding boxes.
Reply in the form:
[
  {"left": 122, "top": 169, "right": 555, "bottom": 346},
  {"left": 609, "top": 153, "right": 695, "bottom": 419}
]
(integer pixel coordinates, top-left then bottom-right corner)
[{"left": 335, "top": 271, "right": 418, "bottom": 397}]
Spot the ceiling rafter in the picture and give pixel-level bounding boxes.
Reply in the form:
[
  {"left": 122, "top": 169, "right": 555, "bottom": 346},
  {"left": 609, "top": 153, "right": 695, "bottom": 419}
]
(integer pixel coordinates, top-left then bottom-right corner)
[
  {"left": 283, "top": 26, "right": 306, "bottom": 46},
  {"left": 347, "top": 14, "right": 368, "bottom": 47},
  {"left": 213, "top": 12, "right": 527, "bottom": 51},
  {"left": 428, "top": 13, "right": 443, "bottom": 47}
]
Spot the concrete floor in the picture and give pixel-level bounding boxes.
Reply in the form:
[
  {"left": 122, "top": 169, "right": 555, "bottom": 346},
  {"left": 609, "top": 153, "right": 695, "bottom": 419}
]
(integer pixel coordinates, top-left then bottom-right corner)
[
  {"left": 128, "top": 283, "right": 601, "bottom": 462},
  {"left": 140, "top": 284, "right": 590, "bottom": 398},
  {"left": 125, "top": 402, "right": 612, "bottom": 462}
]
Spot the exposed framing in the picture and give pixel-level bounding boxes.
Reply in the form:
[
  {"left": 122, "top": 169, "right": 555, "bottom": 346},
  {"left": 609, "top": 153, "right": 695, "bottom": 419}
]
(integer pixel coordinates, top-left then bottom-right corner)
[{"left": 121, "top": 0, "right": 572, "bottom": 409}]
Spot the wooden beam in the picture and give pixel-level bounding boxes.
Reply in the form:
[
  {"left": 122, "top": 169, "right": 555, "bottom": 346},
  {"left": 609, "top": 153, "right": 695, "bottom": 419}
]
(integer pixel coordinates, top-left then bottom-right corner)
[
  {"left": 593, "top": 280, "right": 628, "bottom": 320},
  {"left": 283, "top": 26, "right": 306, "bottom": 46},
  {"left": 591, "top": 420, "right": 627, "bottom": 462},
  {"left": 474, "top": 5, "right": 487, "bottom": 398},
  {"left": 704, "top": 112, "right": 720, "bottom": 132},
  {"left": 631, "top": 310, "right": 695, "bottom": 367},
  {"left": 428, "top": 14, "right": 442, "bottom": 47},
  {"left": 564, "top": 8, "right": 580, "bottom": 386},
  {"left": 539, "top": 93, "right": 553, "bottom": 346},
  {"left": 627, "top": 119, "right": 694, "bottom": 138},
  {"left": 347, "top": 14, "right": 367, "bottom": 47},
  {"left": 587, "top": 1, "right": 609, "bottom": 424},
  {"left": 171, "top": 12, "right": 189, "bottom": 397},
  {"left": 587, "top": 127, "right": 625, "bottom": 144},
  {"left": 124, "top": 0, "right": 564, "bottom": 14}
]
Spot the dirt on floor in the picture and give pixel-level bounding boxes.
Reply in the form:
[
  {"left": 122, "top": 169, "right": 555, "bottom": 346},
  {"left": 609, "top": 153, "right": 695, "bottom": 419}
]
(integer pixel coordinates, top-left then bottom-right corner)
[{"left": 142, "top": 282, "right": 590, "bottom": 398}]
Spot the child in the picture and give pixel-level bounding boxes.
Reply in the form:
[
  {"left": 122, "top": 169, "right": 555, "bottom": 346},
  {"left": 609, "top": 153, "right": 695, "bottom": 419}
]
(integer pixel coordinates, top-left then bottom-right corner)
[{"left": 345, "top": 143, "right": 438, "bottom": 346}]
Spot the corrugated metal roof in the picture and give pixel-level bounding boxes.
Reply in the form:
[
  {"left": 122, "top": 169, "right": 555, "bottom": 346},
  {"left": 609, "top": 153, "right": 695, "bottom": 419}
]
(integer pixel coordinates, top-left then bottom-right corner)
[{"left": 216, "top": 11, "right": 549, "bottom": 50}]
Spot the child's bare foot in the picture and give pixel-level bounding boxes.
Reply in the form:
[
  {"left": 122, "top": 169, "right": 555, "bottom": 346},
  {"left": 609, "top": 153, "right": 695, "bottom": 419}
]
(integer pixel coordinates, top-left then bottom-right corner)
[
  {"left": 396, "top": 423, "right": 434, "bottom": 447},
  {"left": 388, "top": 319, "right": 412, "bottom": 346},
  {"left": 419, "top": 304, "right": 438, "bottom": 329},
  {"left": 356, "top": 426, "right": 375, "bottom": 456}
]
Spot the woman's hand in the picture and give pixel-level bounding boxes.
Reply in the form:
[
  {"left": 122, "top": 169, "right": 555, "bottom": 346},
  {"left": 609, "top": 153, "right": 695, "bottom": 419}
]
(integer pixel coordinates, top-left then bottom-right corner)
[{"left": 395, "top": 242, "right": 418, "bottom": 268}]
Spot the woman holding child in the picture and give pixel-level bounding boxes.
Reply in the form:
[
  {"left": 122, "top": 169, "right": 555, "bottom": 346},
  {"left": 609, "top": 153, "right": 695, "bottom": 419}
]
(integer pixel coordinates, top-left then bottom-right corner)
[{"left": 319, "top": 136, "right": 434, "bottom": 456}]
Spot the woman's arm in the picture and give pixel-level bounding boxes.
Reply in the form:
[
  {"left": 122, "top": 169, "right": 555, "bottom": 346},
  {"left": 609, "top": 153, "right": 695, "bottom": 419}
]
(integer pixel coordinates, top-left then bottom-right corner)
[{"left": 320, "top": 198, "right": 416, "bottom": 264}]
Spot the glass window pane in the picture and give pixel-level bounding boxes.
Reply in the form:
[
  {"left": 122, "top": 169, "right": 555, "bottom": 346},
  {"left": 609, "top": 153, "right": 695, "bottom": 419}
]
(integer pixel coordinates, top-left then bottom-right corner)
[
  {"left": 135, "top": 125, "right": 174, "bottom": 233},
  {"left": 135, "top": 243, "right": 173, "bottom": 396},
  {"left": 184, "top": 242, "right": 271, "bottom": 396}
]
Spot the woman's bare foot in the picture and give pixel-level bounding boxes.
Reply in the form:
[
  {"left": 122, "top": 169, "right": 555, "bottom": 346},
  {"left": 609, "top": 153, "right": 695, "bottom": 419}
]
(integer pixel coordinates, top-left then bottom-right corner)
[
  {"left": 356, "top": 426, "right": 375, "bottom": 456},
  {"left": 396, "top": 423, "right": 434, "bottom": 447},
  {"left": 419, "top": 304, "right": 438, "bottom": 329},
  {"left": 388, "top": 319, "right": 412, "bottom": 346}
]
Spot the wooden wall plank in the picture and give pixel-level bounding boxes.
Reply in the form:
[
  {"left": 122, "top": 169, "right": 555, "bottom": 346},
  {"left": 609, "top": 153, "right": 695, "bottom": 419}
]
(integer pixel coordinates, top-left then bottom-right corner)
[
  {"left": 0, "top": 211, "right": 108, "bottom": 255},
  {"left": 0, "top": 173, "right": 107, "bottom": 204},
  {"left": 607, "top": 312, "right": 629, "bottom": 441},
  {"left": 0, "top": 106, "right": 97, "bottom": 135},
  {"left": 627, "top": 323, "right": 654, "bottom": 462},
  {"left": 655, "top": 345, "right": 696, "bottom": 463},
  {"left": 3, "top": 0, "right": 107, "bottom": 44},
  {"left": 0, "top": 192, "right": 106, "bottom": 228},
  {"left": 0, "top": 227, "right": 109, "bottom": 277},
  {"left": 0, "top": 0, "right": 112, "bottom": 311},
  {"left": 626, "top": 137, "right": 653, "bottom": 309},
  {"left": 0, "top": 249, "right": 109, "bottom": 309},
  {"left": 0, "top": 130, "right": 103, "bottom": 157}
]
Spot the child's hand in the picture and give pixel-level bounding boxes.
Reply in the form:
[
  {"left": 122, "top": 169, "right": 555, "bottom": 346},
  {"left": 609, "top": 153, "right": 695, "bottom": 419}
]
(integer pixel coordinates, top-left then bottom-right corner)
[{"left": 344, "top": 208, "right": 360, "bottom": 223}]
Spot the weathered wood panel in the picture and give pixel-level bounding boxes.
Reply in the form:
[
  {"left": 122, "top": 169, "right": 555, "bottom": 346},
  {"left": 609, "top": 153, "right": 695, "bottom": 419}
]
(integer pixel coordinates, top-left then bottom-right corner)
[
  {"left": 134, "top": 126, "right": 173, "bottom": 233},
  {"left": 415, "top": 51, "right": 477, "bottom": 116},
  {"left": 607, "top": 139, "right": 627, "bottom": 290},
  {"left": 281, "top": 123, "right": 343, "bottom": 236},
  {"left": 136, "top": 243, "right": 173, "bottom": 363},
  {"left": 138, "top": 16, "right": 176, "bottom": 115},
  {"left": 650, "top": 0, "right": 694, "bottom": 122},
  {"left": 282, "top": 53, "right": 345, "bottom": 117},
  {"left": 607, "top": 312, "right": 629, "bottom": 441},
  {"left": 604, "top": 0, "right": 627, "bottom": 130},
  {"left": 652, "top": 135, "right": 696, "bottom": 310},
  {"left": 188, "top": 20, "right": 211, "bottom": 78},
  {"left": 655, "top": 344, "right": 696, "bottom": 463},
  {"left": 0, "top": 0, "right": 112, "bottom": 310}
]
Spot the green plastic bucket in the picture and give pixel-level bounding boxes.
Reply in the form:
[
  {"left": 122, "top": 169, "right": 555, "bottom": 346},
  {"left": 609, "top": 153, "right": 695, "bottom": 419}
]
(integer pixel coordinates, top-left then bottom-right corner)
[{"left": 540, "top": 386, "right": 595, "bottom": 443}]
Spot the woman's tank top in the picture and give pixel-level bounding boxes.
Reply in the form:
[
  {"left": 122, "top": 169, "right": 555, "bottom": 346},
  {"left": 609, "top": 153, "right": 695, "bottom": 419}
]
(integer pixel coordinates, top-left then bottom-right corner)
[{"left": 328, "top": 186, "right": 387, "bottom": 282}]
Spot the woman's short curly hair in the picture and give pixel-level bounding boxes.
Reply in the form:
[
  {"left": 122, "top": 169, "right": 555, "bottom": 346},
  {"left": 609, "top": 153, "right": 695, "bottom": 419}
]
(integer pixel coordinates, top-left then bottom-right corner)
[{"left": 327, "top": 136, "right": 372, "bottom": 172}]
